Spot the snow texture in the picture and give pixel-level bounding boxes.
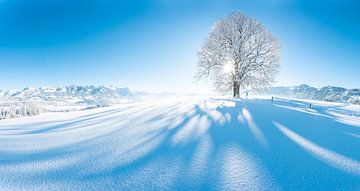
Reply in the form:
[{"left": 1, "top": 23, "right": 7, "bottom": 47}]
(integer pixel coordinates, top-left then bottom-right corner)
[{"left": 0, "top": 97, "right": 360, "bottom": 190}]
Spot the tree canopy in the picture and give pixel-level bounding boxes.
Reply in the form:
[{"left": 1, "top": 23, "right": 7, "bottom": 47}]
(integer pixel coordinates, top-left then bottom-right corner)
[{"left": 196, "top": 11, "right": 281, "bottom": 97}]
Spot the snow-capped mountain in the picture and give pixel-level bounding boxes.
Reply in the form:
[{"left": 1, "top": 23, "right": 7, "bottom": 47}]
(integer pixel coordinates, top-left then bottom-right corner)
[
  {"left": 258, "top": 84, "right": 360, "bottom": 104},
  {"left": 1, "top": 85, "right": 133, "bottom": 99},
  {"left": 0, "top": 85, "right": 154, "bottom": 112}
]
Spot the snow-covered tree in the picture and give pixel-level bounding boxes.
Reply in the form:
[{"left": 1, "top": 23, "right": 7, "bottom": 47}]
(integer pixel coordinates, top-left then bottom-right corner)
[
  {"left": 0, "top": 102, "right": 40, "bottom": 120},
  {"left": 196, "top": 11, "right": 281, "bottom": 97},
  {"left": 21, "top": 102, "right": 40, "bottom": 116},
  {"left": 8, "top": 103, "right": 17, "bottom": 118}
]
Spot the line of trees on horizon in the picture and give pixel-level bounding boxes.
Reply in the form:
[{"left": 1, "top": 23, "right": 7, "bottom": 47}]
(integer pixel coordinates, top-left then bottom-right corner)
[{"left": 0, "top": 102, "right": 40, "bottom": 120}]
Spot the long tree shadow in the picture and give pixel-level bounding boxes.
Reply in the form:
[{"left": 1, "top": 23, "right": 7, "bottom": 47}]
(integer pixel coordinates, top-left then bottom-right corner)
[
  {"left": 2, "top": 98, "right": 360, "bottom": 190},
  {"left": 76, "top": 99, "right": 281, "bottom": 190},
  {"left": 239, "top": 99, "right": 360, "bottom": 190},
  {"left": 63, "top": 98, "right": 360, "bottom": 190}
]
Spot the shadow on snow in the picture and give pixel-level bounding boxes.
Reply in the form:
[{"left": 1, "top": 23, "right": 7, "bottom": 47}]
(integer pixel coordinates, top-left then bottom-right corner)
[{"left": 1, "top": 98, "right": 360, "bottom": 190}]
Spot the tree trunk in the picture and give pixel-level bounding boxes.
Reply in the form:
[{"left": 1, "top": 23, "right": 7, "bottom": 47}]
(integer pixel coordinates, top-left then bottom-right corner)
[{"left": 233, "top": 81, "right": 240, "bottom": 98}]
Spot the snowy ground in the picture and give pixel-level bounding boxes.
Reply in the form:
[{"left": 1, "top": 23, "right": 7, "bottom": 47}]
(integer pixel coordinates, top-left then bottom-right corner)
[{"left": 0, "top": 97, "right": 360, "bottom": 190}]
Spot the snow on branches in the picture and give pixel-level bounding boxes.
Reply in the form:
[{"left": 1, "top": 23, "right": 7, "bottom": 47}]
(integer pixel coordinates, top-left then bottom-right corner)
[{"left": 196, "top": 11, "right": 280, "bottom": 97}]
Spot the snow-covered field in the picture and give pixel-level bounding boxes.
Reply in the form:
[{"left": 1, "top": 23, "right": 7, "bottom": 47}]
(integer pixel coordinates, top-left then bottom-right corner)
[{"left": 0, "top": 97, "right": 360, "bottom": 190}]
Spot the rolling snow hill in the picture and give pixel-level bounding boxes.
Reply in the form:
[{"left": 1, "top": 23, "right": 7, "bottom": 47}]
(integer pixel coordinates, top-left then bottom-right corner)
[{"left": 0, "top": 97, "right": 359, "bottom": 190}]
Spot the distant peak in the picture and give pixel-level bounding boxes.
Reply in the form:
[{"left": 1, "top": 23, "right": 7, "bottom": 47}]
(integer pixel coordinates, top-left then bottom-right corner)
[{"left": 23, "top": 86, "right": 35, "bottom": 91}]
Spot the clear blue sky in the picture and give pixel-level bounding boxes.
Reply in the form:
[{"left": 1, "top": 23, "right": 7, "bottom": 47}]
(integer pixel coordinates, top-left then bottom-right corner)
[{"left": 0, "top": 0, "right": 359, "bottom": 92}]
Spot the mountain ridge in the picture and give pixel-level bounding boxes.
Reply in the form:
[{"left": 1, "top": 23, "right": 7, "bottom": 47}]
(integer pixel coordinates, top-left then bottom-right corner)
[
  {"left": 1, "top": 84, "right": 360, "bottom": 106},
  {"left": 258, "top": 84, "right": 360, "bottom": 104}
]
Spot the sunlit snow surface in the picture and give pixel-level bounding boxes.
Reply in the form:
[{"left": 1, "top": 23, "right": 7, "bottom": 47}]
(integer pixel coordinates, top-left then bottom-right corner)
[{"left": 0, "top": 97, "right": 360, "bottom": 190}]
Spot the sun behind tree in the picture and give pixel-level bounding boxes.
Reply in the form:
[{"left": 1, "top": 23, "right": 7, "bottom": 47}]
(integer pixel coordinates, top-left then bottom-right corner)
[{"left": 196, "top": 11, "right": 281, "bottom": 97}]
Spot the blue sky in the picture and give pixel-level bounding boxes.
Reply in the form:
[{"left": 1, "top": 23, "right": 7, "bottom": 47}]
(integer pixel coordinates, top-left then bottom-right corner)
[{"left": 0, "top": 0, "right": 359, "bottom": 92}]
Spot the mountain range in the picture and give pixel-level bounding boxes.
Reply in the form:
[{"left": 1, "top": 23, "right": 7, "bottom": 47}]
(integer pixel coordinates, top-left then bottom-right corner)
[
  {"left": 1, "top": 84, "right": 360, "bottom": 110},
  {"left": 258, "top": 84, "right": 360, "bottom": 104},
  {"left": 0, "top": 85, "right": 157, "bottom": 112}
]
